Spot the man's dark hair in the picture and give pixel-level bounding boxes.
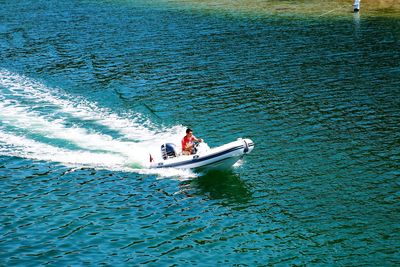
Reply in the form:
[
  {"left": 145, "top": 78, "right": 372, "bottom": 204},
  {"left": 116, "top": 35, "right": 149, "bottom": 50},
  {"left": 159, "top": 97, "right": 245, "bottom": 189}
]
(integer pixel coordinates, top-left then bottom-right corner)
[{"left": 186, "top": 128, "right": 193, "bottom": 134}]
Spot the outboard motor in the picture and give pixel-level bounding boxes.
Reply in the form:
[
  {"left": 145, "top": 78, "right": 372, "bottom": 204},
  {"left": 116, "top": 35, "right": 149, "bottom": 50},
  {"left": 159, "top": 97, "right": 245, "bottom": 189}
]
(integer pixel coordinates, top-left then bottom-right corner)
[{"left": 161, "top": 143, "right": 178, "bottom": 160}]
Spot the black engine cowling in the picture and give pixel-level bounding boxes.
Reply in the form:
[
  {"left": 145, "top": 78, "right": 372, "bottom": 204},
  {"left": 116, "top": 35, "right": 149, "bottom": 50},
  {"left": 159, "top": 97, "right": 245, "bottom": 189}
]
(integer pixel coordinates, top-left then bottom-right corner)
[{"left": 161, "top": 143, "right": 178, "bottom": 160}]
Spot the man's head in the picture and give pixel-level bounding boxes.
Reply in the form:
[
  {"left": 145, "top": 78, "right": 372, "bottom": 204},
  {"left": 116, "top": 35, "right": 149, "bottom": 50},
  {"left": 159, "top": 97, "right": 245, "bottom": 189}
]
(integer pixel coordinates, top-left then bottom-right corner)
[{"left": 186, "top": 128, "right": 193, "bottom": 136}]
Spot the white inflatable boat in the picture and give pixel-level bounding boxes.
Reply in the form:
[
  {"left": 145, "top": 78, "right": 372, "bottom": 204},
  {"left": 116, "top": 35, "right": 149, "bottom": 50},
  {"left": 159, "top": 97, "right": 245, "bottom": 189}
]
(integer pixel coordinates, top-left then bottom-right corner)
[{"left": 149, "top": 138, "right": 254, "bottom": 170}]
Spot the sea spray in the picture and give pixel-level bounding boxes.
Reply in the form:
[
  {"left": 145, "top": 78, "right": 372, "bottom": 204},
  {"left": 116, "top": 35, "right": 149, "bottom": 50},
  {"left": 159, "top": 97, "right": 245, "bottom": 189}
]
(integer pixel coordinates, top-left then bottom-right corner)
[
  {"left": 0, "top": 70, "right": 192, "bottom": 178},
  {"left": 0, "top": 130, "right": 127, "bottom": 168},
  {"left": 0, "top": 69, "right": 158, "bottom": 141}
]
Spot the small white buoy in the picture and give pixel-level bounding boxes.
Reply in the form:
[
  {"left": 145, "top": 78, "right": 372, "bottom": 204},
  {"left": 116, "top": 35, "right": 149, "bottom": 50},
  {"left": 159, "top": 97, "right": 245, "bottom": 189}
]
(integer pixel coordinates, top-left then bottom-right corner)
[{"left": 353, "top": 0, "right": 360, "bottom": 12}]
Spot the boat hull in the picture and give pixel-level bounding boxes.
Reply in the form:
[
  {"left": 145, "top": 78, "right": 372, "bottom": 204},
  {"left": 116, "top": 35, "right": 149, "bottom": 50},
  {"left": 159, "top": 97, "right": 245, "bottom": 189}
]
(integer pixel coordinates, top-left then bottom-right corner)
[{"left": 150, "top": 138, "right": 254, "bottom": 170}]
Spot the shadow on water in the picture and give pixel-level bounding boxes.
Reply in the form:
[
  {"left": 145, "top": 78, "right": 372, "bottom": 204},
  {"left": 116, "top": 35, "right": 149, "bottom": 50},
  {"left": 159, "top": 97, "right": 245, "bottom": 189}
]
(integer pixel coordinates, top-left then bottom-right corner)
[{"left": 186, "top": 169, "right": 253, "bottom": 206}]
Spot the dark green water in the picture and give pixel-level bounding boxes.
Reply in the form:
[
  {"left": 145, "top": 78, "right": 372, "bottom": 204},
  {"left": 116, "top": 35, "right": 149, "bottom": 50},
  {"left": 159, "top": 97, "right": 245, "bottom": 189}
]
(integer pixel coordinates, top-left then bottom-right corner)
[{"left": 1, "top": 0, "right": 399, "bottom": 265}]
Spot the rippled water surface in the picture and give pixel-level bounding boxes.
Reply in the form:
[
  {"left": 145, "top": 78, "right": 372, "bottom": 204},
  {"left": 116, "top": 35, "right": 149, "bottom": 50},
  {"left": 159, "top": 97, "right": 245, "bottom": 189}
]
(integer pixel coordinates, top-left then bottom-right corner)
[{"left": 1, "top": 0, "right": 400, "bottom": 265}]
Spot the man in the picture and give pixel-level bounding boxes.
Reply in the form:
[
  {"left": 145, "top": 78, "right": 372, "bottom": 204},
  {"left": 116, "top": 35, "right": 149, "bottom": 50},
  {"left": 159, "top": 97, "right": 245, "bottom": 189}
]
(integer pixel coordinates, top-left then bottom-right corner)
[{"left": 181, "top": 128, "right": 203, "bottom": 155}]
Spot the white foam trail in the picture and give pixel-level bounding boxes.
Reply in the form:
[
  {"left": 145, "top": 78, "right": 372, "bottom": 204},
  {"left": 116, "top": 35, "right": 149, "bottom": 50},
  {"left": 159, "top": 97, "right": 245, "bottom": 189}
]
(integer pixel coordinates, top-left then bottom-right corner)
[
  {"left": 0, "top": 69, "right": 194, "bottom": 178},
  {"left": 0, "top": 130, "right": 196, "bottom": 178},
  {"left": 0, "top": 100, "right": 150, "bottom": 166},
  {"left": 0, "top": 69, "right": 182, "bottom": 142},
  {"left": 0, "top": 131, "right": 127, "bottom": 168}
]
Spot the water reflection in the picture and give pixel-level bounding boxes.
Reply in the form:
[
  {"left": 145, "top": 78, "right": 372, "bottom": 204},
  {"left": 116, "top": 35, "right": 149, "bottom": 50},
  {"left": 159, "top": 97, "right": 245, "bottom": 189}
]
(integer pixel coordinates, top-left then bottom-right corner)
[
  {"left": 184, "top": 170, "right": 253, "bottom": 206},
  {"left": 353, "top": 11, "right": 360, "bottom": 34}
]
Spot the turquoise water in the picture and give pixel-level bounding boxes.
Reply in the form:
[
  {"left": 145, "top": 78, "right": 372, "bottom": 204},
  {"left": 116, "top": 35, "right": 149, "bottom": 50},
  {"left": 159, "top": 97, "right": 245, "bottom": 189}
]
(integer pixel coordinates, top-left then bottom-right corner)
[{"left": 1, "top": 0, "right": 400, "bottom": 265}]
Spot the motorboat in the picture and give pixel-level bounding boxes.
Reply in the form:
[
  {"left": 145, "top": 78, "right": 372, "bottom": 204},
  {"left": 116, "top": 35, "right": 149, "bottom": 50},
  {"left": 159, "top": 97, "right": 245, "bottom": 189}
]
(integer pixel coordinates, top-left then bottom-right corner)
[{"left": 149, "top": 138, "right": 254, "bottom": 170}]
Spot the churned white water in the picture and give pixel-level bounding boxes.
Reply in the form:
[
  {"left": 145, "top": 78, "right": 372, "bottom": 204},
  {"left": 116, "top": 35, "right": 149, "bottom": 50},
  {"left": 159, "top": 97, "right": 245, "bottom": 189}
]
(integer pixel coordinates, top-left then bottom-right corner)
[{"left": 0, "top": 70, "right": 195, "bottom": 178}]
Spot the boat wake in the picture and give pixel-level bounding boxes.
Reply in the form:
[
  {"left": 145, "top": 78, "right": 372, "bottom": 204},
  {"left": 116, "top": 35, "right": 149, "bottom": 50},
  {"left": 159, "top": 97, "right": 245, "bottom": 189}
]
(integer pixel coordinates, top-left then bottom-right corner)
[{"left": 0, "top": 69, "right": 195, "bottom": 178}]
